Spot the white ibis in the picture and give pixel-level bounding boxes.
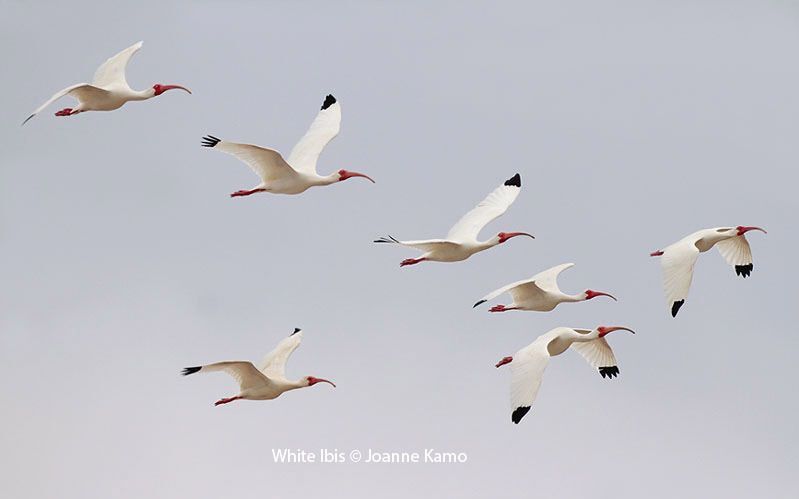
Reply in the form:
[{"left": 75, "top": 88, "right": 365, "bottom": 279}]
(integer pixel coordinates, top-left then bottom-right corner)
[
  {"left": 474, "top": 263, "right": 617, "bottom": 312},
  {"left": 181, "top": 328, "right": 335, "bottom": 406},
  {"left": 496, "top": 326, "right": 635, "bottom": 424},
  {"left": 650, "top": 226, "right": 767, "bottom": 317},
  {"left": 374, "top": 173, "right": 532, "bottom": 266},
  {"left": 23, "top": 41, "right": 190, "bottom": 125},
  {"left": 201, "top": 94, "right": 374, "bottom": 197}
]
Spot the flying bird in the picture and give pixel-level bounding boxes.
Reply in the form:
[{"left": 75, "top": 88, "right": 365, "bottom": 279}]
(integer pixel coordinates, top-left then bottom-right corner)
[
  {"left": 374, "top": 173, "right": 532, "bottom": 266},
  {"left": 181, "top": 328, "right": 335, "bottom": 406},
  {"left": 474, "top": 263, "right": 616, "bottom": 312},
  {"left": 496, "top": 326, "right": 635, "bottom": 424},
  {"left": 201, "top": 94, "right": 374, "bottom": 197},
  {"left": 650, "top": 226, "right": 766, "bottom": 317},
  {"left": 23, "top": 41, "right": 190, "bottom": 125}
]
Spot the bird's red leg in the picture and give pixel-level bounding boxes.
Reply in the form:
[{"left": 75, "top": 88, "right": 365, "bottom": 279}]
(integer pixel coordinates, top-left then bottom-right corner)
[
  {"left": 214, "top": 396, "right": 242, "bottom": 406},
  {"left": 55, "top": 108, "right": 76, "bottom": 117},
  {"left": 489, "top": 304, "right": 509, "bottom": 312},
  {"left": 230, "top": 188, "right": 266, "bottom": 198},
  {"left": 400, "top": 257, "right": 426, "bottom": 267}
]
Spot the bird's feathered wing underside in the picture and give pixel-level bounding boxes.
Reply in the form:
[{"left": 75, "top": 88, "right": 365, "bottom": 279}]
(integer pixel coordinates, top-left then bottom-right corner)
[
  {"left": 569, "top": 335, "right": 619, "bottom": 379},
  {"left": 509, "top": 343, "right": 550, "bottom": 424},
  {"left": 287, "top": 95, "right": 341, "bottom": 175},
  {"left": 374, "top": 236, "right": 459, "bottom": 254},
  {"left": 23, "top": 84, "right": 109, "bottom": 125},
  {"left": 202, "top": 137, "right": 298, "bottom": 182},
  {"left": 716, "top": 235, "right": 754, "bottom": 278},
  {"left": 192, "top": 361, "right": 271, "bottom": 391},
  {"left": 661, "top": 243, "right": 700, "bottom": 317},
  {"left": 531, "top": 263, "right": 574, "bottom": 294},
  {"left": 445, "top": 174, "right": 522, "bottom": 243},
  {"left": 92, "top": 41, "right": 143, "bottom": 90},
  {"left": 258, "top": 331, "right": 303, "bottom": 379},
  {"left": 477, "top": 278, "right": 545, "bottom": 307}
]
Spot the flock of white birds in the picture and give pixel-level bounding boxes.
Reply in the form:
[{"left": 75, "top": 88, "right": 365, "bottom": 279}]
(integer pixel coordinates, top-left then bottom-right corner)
[{"left": 25, "top": 41, "right": 766, "bottom": 425}]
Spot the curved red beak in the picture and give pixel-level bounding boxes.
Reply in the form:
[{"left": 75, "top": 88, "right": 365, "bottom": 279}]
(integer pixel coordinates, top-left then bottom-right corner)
[
  {"left": 498, "top": 232, "right": 535, "bottom": 243},
  {"left": 585, "top": 290, "right": 617, "bottom": 301},
  {"left": 597, "top": 326, "right": 636, "bottom": 337},
  {"left": 736, "top": 226, "right": 767, "bottom": 236},
  {"left": 308, "top": 376, "right": 336, "bottom": 388},
  {"left": 339, "top": 170, "right": 375, "bottom": 183},
  {"left": 155, "top": 84, "right": 192, "bottom": 96}
]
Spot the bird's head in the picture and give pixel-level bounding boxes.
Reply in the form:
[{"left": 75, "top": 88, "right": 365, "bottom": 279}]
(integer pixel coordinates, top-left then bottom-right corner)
[
  {"left": 305, "top": 376, "right": 336, "bottom": 388},
  {"left": 152, "top": 83, "right": 192, "bottom": 96},
  {"left": 584, "top": 289, "right": 617, "bottom": 301},
  {"left": 496, "top": 232, "right": 535, "bottom": 244},
  {"left": 596, "top": 326, "right": 636, "bottom": 338},
  {"left": 337, "top": 169, "right": 375, "bottom": 184}
]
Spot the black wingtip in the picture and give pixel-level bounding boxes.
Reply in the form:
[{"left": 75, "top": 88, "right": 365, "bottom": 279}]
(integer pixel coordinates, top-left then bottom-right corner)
[
  {"left": 321, "top": 94, "right": 336, "bottom": 110},
  {"left": 735, "top": 264, "right": 753, "bottom": 278},
  {"left": 599, "top": 366, "right": 619, "bottom": 379},
  {"left": 671, "top": 300, "right": 685, "bottom": 317},
  {"left": 511, "top": 406, "right": 531, "bottom": 424},
  {"left": 201, "top": 135, "right": 221, "bottom": 148},
  {"left": 504, "top": 173, "right": 521, "bottom": 187},
  {"left": 292, "top": 327, "right": 302, "bottom": 336},
  {"left": 181, "top": 366, "right": 201, "bottom": 376},
  {"left": 473, "top": 299, "right": 487, "bottom": 308},
  {"left": 374, "top": 235, "right": 399, "bottom": 244},
  {"left": 21, "top": 114, "right": 35, "bottom": 126}
]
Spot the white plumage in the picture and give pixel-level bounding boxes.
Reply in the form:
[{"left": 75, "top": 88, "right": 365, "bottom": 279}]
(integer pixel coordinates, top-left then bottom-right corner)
[
  {"left": 201, "top": 94, "right": 374, "bottom": 197},
  {"left": 650, "top": 226, "right": 766, "bottom": 317},
  {"left": 374, "top": 173, "right": 533, "bottom": 266},
  {"left": 23, "top": 41, "right": 190, "bottom": 125},
  {"left": 496, "top": 326, "right": 634, "bottom": 424},
  {"left": 474, "top": 263, "right": 616, "bottom": 312},
  {"left": 182, "top": 328, "right": 335, "bottom": 406}
]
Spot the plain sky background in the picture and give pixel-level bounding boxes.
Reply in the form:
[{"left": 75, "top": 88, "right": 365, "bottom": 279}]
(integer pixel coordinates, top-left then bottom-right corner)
[{"left": 1, "top": 0, "right": 797, "bottom": 497}]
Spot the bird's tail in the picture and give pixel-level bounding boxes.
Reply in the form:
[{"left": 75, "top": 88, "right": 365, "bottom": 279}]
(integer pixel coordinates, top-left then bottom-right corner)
[
  {"left": 181, "top": 366, "right": 202, "bottom": 376},
  {"left": 374, "top": 235, "right": 401, "bottom": 244}
]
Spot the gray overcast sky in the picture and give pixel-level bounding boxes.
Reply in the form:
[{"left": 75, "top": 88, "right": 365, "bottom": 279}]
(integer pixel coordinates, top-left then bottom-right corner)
[{"left": 1, "top": 1, "right": 797, "bottom": 497}]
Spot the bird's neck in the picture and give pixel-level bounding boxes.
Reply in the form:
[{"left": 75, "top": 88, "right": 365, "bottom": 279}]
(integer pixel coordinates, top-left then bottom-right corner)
[
  {"left": 307, "top": 173, "right": 339, "bottom": 186},
  {"left": 563, "top": 292, "right": 587, "bottom": 303},
  {"left": 128, "top": 89, "right": 155, "bottom": 101}
]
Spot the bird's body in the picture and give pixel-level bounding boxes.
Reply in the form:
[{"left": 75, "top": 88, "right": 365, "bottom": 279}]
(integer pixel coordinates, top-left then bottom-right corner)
[
  {"left": 650, "top": 226, "right": 766, "bottom": 317},
  {"left": 181, "top": 328, "right": 335, "bottom": 406},
  {"left": 202, "top": 94, "right": 374, "bottom": 197},
  {"left": 23, "top": 41, "right": 190, "bottom": 125},
  {"left": 374, "top": 174, "right": 533, "bottom": 266},
  {"left": 496, "top": 326, "right": 635, "bottom": 424},
  {"left": 474, "top": 263, "right": 616, "bottom": 312}
]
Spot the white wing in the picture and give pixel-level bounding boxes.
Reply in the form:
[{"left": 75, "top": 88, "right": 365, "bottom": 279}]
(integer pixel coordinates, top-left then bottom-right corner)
[
  {"left": 22, "top": 83, "right": 109, "bottom": 125},
  {"left": 373, "top": 236, "right": 459, "bottom": 254},
  {"left": 286, "top": 95, "right": 341, "bottom": 175},
  {"left": 660, "top": 241, "right": 700, "bottom": 317},
  {"left": 201, "top": 136, "right": 298, "bottom": 182},
  {"left": 92, "top": 41, "right": 143, "bottom": 90},
  {"left": 716, "top": 235, "right": 754, "bottom": 278},
  {"left": 508, "top": 342, "right": 550, "bottom": 424},
  {"left": 446, "top": 174, "right": 522, "bottom": 243},
  {"left": 193, "top": 361, "right": 271, "bottom": 391},
  {"left": 475, "top": 277, "right": 545, "bottom": 307},
  {"left": 530, "top": 263, "right": 574, "bottom": 293},
  {"left": 475, "top": 263, "right": 573, "bottom": 307},
  {"left": 258, "top": 330, "right": 303, "bottom": 379},
  {"left": 569, "top": 336, "right": 619, "bottom": 379}
]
